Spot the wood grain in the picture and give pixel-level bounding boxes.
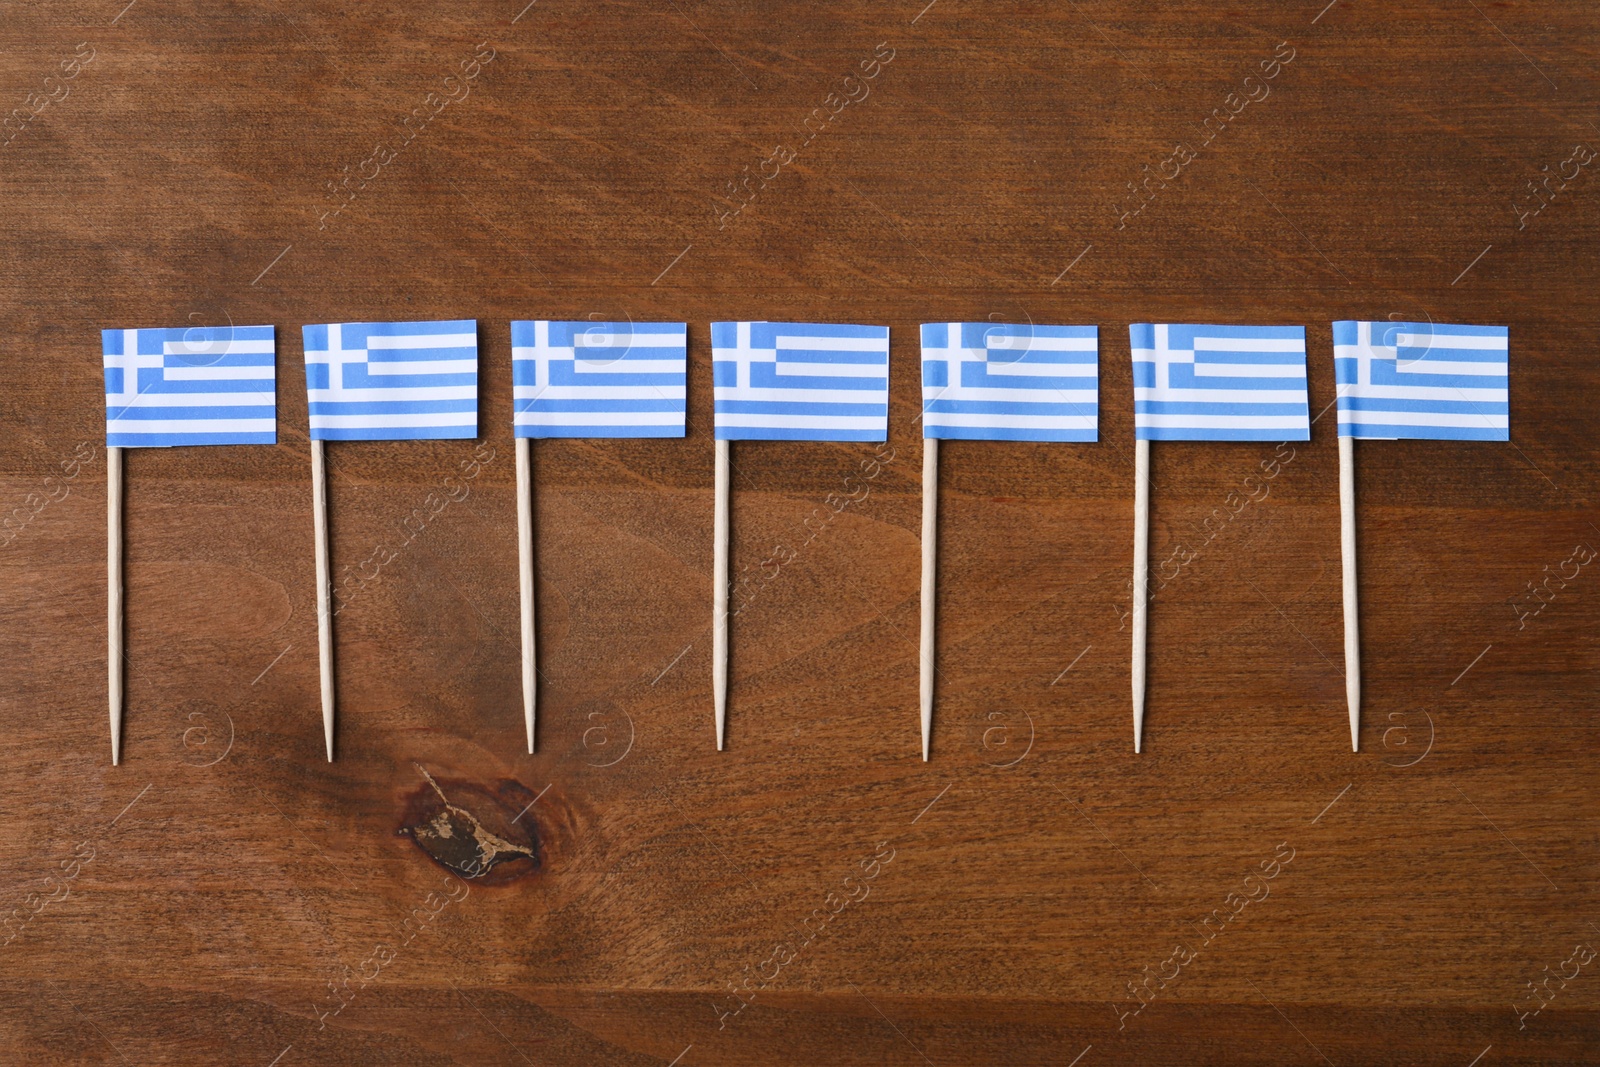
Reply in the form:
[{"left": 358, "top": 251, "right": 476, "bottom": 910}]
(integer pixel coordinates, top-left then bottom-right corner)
[{"left": 2, "top": 1, "right": 1597, "bottom": 1063}]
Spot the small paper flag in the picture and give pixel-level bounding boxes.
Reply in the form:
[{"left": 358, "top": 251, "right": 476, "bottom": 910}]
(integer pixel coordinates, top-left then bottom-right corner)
[
  {"left": 711, "top": 321, "right": 889, "bottom": 441},
  {"left": 920, "top": 322, "right": 1098, "bottom": 441},
  {"left": 1332, "top": 321, "right": 1508, "bottom": 440},
  {"left": 102, "top": 326, "right": 276, "bottom": 446},
  {"left": 511, "top": 320, "right": 687, "bottom": 437},
  {"left": 1130, "top": 323, "right": 1309, "bottom": 441},
  {"left": 303, "top": 320, "right": 478, "bottom": 440}
]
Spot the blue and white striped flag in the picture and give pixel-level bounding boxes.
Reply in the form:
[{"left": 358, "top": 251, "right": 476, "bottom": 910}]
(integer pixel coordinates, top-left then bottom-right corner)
[
  {"left": 511, "top": 320, "right": 687, "bottom": 438},
  {"left": 712, "top": 321, "right": 889, "bottom": 441},
  {"left": 102, "top": 326, "right": 276, "bottom": 447},
  {"left": 1333, "top": 321, "right": 1509, "bottom": 440},
  {"left": 1130, "top": 323, "right": 1309, "bottom": 441},
  {"left": 920, "top": 322, "right": 1097, "bottom": 441},
  {"left": 303, "top": 320, "right": 477, "bottom": 441}
]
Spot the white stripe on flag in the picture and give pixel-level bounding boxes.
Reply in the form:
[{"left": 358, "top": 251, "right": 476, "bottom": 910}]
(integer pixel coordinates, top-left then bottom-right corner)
[
  {"left": 714, "top": 413, "right": 884, "bottom": 429},
  {"left": 1191, "top": 363, "right": 1306, "bottom": 378},
  {"left": 928, "top": 413, "right": 1097, "bottom": 429},
  {"left": 160, "top": 366, "right": 275, "bottom": 381},
  {"left": 309, "top": 386, "right": 477, "bottom": 401},
  {"left": 1134, "top": 387, "right": 1309, "bottom": 404},
  {"left": 1394, "top": 360, "right": 1507, "bottom": 376},
  {"left": 713, "top": 386, "right": 883, "bottom": 404},
  {"left": 311, "top": 413, "right": 477, "bottom": 429},
  {"left": 1192, "top": 337, "right": 1305, "bottom": 352},
  {"left": 1332, "top": 379, "right": 1506, "bottom": 401},
  {"left": 515, "top": 411, "right": 684, "bottom": 426},
  {"left": 112, "top": 391, "right": 276, "bottom": 407},
  {"left": 1138, "top": 414, "right": 1309, "bottom": 429},
  {"left": 365, "top": 359, "right": 477, "bottom": 375},
  {"left": 566, "top": 358, "right": 686, "bottom": 375},
  {"left": 772, "top": 361, "right": 885, "bottom": 377},
  {"left": 773, "top": 336, "right": 885, "bottom": 352},
  {"left": 986, "top": 336, "right": 1097, "bottom": 352},
  {"left": 365, "top": 332, "right": 478, "bottom": 349},
  {"left": 1340, "top": 410, "right": 1509, "bottom": 428},
  {"left": 163, "top": 339, "right": 276, "bottom": 355},
  {"left": 983, "top": 363, "right": 1097, "bottom": 378},
  {"left": 930, "top": 387, "right": 1098, "bottom": 403},
  {"left": 514, "top": 385, "right": 687, "bottom": 400},
  {"left": 1394, "top": 332, "right": 1505, "bottom": 350},
  {"left": 106, "top": 418, "right": 277, "bottom": 434}
]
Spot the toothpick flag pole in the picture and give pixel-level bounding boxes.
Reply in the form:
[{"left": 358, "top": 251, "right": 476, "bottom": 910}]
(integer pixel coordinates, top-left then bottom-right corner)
[
  {"left": 1131, "top": 438, "right": 1149, "bottom": 754},
  {"left": 511, "top": 320, "right": 688, "bottom": 752},
  {"left": 1338, "top": 435, "right": 1360, "bottom": 752},
  {"left": 107, "top": 445, "right": 123, "bottom": 765},
  {"left": 304, "top": 319, "right": 480, "bottom": 762},
  {"left": 712, "top": 437, "right": 730, "bottom": 751},
  {"left": 711, "top": 321, "right": 890, "bottom": 750},
  {"left": 920, "top": 322, "right": 1100, "bottom": 759},
  {"left": 516, "top": 436, "right": 536, "bottom": 753},
  {"left": 1332, "top": 319, "right": 1508, "bottom": 754},
  {"left": 919, "top": 437, "right": 937, "bottom": 762},
  {"left": 1130, "top": 323, "right": 1311, "bottom": 753},
  {"left": 310, "top": 438, "right": 335, "bottom": 762}
]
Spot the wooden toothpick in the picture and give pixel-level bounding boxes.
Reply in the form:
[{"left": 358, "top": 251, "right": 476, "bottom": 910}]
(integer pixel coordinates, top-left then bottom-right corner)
[
  {"left": 920, "top": 437, "right": 938, "bottom": 761},
  {"left": 516, "top": 437, "right": 537, "bottom": 753},
  {"left": 1131, "top": 438, "right": 1150, "bottom": 754},
  {"left": 310, "top": 439, "right": 335, "bottom": 762},
  {"left": 107, "top": 445, "right": 123, "bottom": 765},
  {"left": 712, "top": 438, "right": 730, "bottom": 750},
  {"left": 1339, "top": 435, "right": 1360, "bottom": 752}
]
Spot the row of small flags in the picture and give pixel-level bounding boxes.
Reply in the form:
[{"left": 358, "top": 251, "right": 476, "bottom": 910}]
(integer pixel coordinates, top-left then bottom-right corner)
[
  {"left": 103, "top": 320, "right": 1510, "bottom": 763},
  {"left": 104, "top": 318, "right": 1512, "bottom": 445}
]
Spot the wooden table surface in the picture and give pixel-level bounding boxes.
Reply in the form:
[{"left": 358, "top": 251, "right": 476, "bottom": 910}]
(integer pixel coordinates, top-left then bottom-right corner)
[{"left": 2, "top": 1, "right": 1596, "bottom": 1063}]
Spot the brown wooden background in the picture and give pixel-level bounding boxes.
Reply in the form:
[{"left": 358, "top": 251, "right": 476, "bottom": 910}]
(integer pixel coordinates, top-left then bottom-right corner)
[{"left": 1, "top": 1, "right": 1597, "bottom": 1063}]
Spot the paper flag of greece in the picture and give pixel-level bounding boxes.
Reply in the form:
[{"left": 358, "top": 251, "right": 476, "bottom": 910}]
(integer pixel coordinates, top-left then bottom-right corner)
[
  {"left": 711, "top": 321, "right": 889, "bottom": 441},
  {"left": 1332, "top": 320, "right": 1509, "bottom": 440},
  {"left": 511, "top": 320, "right": 687, "bottom": 438},
  {"left": 1130, "top": 323, "right": 1310, "bottom": 441},
  {"left": 303, "top": 320, "right": 477, "bottom": 441},
  {"left": 102, "top": 326, "right": 276, "bottom": 447},
  {"left": 920, "top": 322, "right": 1098, "bottom": 441}
]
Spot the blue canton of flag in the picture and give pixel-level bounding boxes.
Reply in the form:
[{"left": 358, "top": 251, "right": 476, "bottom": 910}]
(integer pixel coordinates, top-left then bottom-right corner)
[
  {"left": 1333, "top": 321, "right": 1508, "bottom": 440},
  {"left": 920, "top": 322, "right": 1098, "bottom": 441},
  {"left": 303, "top": 320, "right": 477, "bottom": 441},
  {"left": 102, "top": 326, "right": 276, "bottom": 447},
  {"left": 1130, "top": 323, "right": 1310, "bottom": 441},
  {"left": 511, "top": 321, "right": 687, "bottom": 438},
  {"left": 711, "top": 321, "right": 889, "bottom": 441}
]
